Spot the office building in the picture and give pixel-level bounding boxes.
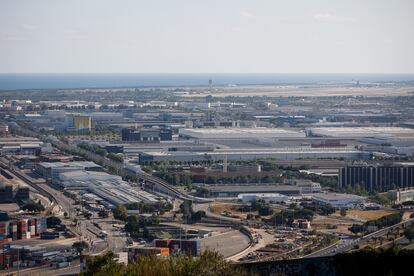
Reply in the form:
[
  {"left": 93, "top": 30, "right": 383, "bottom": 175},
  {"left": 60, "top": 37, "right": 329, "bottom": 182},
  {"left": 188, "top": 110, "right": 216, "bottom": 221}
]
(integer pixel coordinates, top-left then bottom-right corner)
[
  {"left": 66, "top": 114, "right": 92, "bottom": 131},
  {"left": 122, "top": 127, "right": 172, "bottom": 142},
  {"left": 338, "top": 163, "right": 414, "bottom": 192}
]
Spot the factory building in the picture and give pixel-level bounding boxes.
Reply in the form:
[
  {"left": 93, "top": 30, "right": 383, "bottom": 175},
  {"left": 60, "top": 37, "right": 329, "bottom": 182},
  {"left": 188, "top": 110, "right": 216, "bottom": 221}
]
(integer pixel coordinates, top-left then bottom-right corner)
[
  {"left": 138, "top": 148, "right": 370, "bottom": 163},
  {"left": 121, "top": 127, "right": 172, "bottom": 142},
  {"left": 66, "top": 114, "right": 92, "bottom": 131},
  {"left": 179, "top": 127, "right": 306, "bottom": 140},
  {"left": 283, "top": 179, "right": 322, "bottom": 193},
  {"left": 312, "top": 193, "right": 366, "bottom": 208},
  {"left": 238, "top": 193, "right": 289, "bottom": 203},
  {"left": 196, "top": 184, "right": 301, "bottom": 198},
  {"left": 35, "top": 161, "right": 102, "bottom": 183},
  {"left": 0, "top": 123, "right": 8, "bottom": 136},
  {"left": 338, "top": 163, "right": 414, "bottom": 192},
  {"left": 58, "top": 170, "right": 158, "bottom": 205},
  {"left": 0, "top": 137, "right": 43, "bottom": 155},
  {"left": 309, "top": 127, "right": 414, "bottom": 139}
]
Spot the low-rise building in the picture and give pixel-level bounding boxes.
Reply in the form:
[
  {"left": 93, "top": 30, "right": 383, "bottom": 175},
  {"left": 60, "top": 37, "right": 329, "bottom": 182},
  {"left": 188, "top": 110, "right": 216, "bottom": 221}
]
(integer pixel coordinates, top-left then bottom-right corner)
[
  {"left": 35, "top": 161, "right": 102, "bottom": 182},
  {"left": 312, "top": 193, "right": 366, "bottom": 208},
  {"left": 238, "top": 193, "right": 289, "bottom": 203},
  {"left": 388, "top": 188, "right": 414, "bottom": 203},
  {"left": 196, "top": 184, "right": 301, "bottom": 198}
]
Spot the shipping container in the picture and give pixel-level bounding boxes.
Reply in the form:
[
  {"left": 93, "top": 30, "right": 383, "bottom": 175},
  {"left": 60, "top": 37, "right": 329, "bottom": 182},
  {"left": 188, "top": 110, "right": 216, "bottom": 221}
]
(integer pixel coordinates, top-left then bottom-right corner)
[
  {"left": 154, "top": 239, "right": 200, "bottom": 256},
  {"left": 0, "top": 222, "right": 6, "bottom": 235}
]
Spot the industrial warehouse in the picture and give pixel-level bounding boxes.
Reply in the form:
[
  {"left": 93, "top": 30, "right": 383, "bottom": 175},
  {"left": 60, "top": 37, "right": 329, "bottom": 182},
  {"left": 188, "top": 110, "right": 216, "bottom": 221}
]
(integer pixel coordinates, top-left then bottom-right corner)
[
  {"left": 138, "top": 148, "right": 370, "bottom": 163},
  {"left": 179, "top": 128, "right": 306, "bottom": 140}
]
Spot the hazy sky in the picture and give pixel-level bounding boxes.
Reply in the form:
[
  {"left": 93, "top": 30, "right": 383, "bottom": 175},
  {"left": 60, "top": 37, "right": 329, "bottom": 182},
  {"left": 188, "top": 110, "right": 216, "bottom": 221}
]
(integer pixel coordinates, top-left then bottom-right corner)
[{"left": 1, "top": 0, "right": 413, "bottom": 73}]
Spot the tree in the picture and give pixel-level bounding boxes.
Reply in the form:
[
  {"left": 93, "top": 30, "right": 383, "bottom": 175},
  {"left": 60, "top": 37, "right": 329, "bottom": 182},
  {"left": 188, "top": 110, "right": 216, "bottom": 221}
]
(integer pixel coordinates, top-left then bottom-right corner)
[
  {"left": 179, "top": 200, "right": 193, "bottom": 222},
  {"left": 107, "top": 153, "right": 124, "bottom": 163},
  {"left": 46, "top": 216, "right": 62, "bottom": 228},
  {"left": 349, "top": 224, "right": 364, "bottom": 235},
  {"left": 22, "top": 202, "right": 45, "bottom": 213},
  {"left": 98, "top": 209, "right": 109, "bottom": 218},
  {"left": 0, "top": 212, "right": 9, "bottom": 222},
  {"left": 340, "top": 208, "right": 347, "bottom": 217},
  {"left": 369, "top": 193, "right": 391, "bottom": 205},
  {"left": 113, "top": 205, "right": 128, "bottom": 221},
  {"left": 191, "top": 210, "right": 206, "bottom": 222},
  {"left": 84, "top": 212, "right": 92, "bottom": 220},
  {"left": 72, "top": 241, "right": 89, "bottom": 255},
  {"left": 125, "top": 215, "right": 140, "bottom": 236},
  {"left": 81, "top": 250, "right": 250, "bottom": 276},
  {"left": 64, "top": 212, "right": 68, "bottom": 218},
  {"left": 82, "top": 251, "right": 123, "bottom": 276},
  {"left": 403, "top": 226, "right": 414, "bottom": 242}
]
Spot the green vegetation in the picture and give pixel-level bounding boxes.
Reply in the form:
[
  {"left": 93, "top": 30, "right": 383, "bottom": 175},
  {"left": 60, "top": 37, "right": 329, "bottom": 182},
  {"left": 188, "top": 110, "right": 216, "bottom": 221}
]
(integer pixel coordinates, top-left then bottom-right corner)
[
  {"left": 78, "top": 142, "right": 108, "bottom": 156},
  {"left": 334, "top": 246, "right": 414, "bottom": 276},
  {"left": 301, "top": 203, "right": 336, "bottom": 216},
  {"left": 179, "top": 200, "right": 206, "bottom": 223},
  {"left": 126, "top": 201, "right": 173, "bottom": 215},
  {"left": 107, "top": 153, "right": 124, "bottom": 163},
  {"left": 369, "top": 193, "right": 391, "bottom": 205},
  {"left": 403, "top": 225, "right": 414, "bottom": 242},
  {"left": 271, "top": 207, "right": 314, "bottom": 226},
  {"left": 72, "top": 241, "right": 89, "bottom": 254},
  {"left": 46, "top": 216, "right": 62, "bottom": 228},
  {"left": 98, "top": 209, "right": 109, "bottom": 218},
  {"left": 401, "top": 200, "right": 414, "bottom": 206},
  {"left": 21, "top": 202, "right": 45, "bottom": 213},
  {"left": 0, "top": 212, "right": 10, "bottom": 221},
  {"left": 348, "top": 224, "right": 364, "bottom": 235},
  {"left": 348, "top": 212, "right": 403, "bottom": 235},
  {"left": 124, "top": 214, "right": 160, "bottom": 239},
  {"left": 250, "top": 200, "right": 274, "bottom": 216},
  {"left": 340, "top": 208, "right": 347, "bottom": 217},
  {"left": 113, "top": 205, "right": 128, "bottom": 221},
  {"left": 81, "top": 250, "right": 251, "bottom": 276},
  {"left": 364, "top": 211, "right": 403, "bottom": 229}
]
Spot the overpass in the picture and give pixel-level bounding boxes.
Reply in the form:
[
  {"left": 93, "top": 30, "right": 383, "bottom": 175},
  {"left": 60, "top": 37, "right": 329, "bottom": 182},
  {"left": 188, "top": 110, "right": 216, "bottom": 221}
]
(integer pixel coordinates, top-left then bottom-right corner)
[{"left": 139, "top": 172, "right": 213, "bottom": 203}]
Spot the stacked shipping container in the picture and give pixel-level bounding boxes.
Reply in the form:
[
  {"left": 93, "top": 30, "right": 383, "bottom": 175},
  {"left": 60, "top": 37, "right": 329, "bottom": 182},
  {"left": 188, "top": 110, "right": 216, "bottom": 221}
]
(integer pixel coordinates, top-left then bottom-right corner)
[{"left": 0, "top": 217, "right": 46, "bottom": 242}]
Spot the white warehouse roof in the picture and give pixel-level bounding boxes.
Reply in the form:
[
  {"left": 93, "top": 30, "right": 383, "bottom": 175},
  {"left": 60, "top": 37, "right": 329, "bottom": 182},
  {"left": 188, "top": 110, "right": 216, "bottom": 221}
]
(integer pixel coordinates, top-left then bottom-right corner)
[
  {"left": 179, "top": 128, "right": 306, "bottom": 139},
  {"left": 309, "top": 127, "right": 414, "bottom": 138}
]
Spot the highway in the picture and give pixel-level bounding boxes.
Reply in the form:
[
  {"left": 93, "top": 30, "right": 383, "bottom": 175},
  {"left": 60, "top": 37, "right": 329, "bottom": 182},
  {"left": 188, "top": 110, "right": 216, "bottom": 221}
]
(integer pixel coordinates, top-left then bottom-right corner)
[
  {"left": 306, "top": 217, "right": 414, "bottom": 258},
  {"left": 11, "top": 122, "right": 209, "bottom": 204}
]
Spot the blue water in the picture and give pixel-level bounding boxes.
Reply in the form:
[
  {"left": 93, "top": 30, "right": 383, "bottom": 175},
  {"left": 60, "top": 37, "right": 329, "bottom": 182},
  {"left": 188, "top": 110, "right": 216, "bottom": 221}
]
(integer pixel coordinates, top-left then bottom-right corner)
[{"left": 0, "top": 73, "right": 413, "bottom": 90}]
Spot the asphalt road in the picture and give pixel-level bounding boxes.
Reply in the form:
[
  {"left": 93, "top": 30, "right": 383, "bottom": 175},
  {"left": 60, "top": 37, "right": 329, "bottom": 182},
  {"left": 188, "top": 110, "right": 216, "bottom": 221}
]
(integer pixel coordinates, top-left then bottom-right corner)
[
  {"left": 2, "top": 259, "right": 81, "bottom": 276},
  {"left": 306, "top": 217, "right": 414, "bottom": 258},
  {"left": 201, "top": 230, "right": 250, "bottom": 258}
]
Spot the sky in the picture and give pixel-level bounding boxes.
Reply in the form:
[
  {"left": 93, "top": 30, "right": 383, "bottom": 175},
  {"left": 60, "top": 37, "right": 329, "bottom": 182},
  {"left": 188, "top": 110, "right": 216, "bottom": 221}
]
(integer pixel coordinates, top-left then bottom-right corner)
[{"left": 0, "top": 0, "right": 413, "bottom": 74}]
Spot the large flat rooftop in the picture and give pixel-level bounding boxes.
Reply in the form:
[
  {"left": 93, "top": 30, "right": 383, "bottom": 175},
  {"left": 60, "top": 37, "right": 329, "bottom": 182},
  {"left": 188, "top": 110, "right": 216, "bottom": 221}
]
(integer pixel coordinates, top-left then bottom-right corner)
[
  {"left": 38, "top": 161, "right": 101, "bottom": 169},
  {"left": 198, "top": 184, "right": 301, "bottom": 194},
  {"left": 309, "top": 127, "right": 414, "bottom": 138},
  {"left": 179, "top": 127, "right": 306, "bottom": 139}
]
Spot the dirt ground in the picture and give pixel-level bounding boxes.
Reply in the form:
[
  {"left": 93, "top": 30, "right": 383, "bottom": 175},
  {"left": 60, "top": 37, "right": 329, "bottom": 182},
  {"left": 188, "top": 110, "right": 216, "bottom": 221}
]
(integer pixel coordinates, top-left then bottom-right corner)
[
  {"left": 312, "top": 215, "right": 355, "bottom": 234},
  {"left": 209, "top": 202, "right": 256, "bottom": 219},
  {"left": 0, "top": 203, "right": 20, "bottom": 212}
]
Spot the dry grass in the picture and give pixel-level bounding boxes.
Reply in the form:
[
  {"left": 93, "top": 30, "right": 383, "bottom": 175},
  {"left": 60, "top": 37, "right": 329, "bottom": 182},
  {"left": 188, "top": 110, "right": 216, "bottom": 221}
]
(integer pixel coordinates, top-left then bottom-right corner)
[{"left": 346, "top": 210, "right": 397, "bottom": 221}]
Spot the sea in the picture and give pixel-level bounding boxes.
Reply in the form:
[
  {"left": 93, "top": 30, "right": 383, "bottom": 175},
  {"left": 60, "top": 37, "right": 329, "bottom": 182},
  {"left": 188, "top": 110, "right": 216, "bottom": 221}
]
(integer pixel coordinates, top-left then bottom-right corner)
[{"left": 0, "top": 73, "right": 413, "bottom": 90}]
